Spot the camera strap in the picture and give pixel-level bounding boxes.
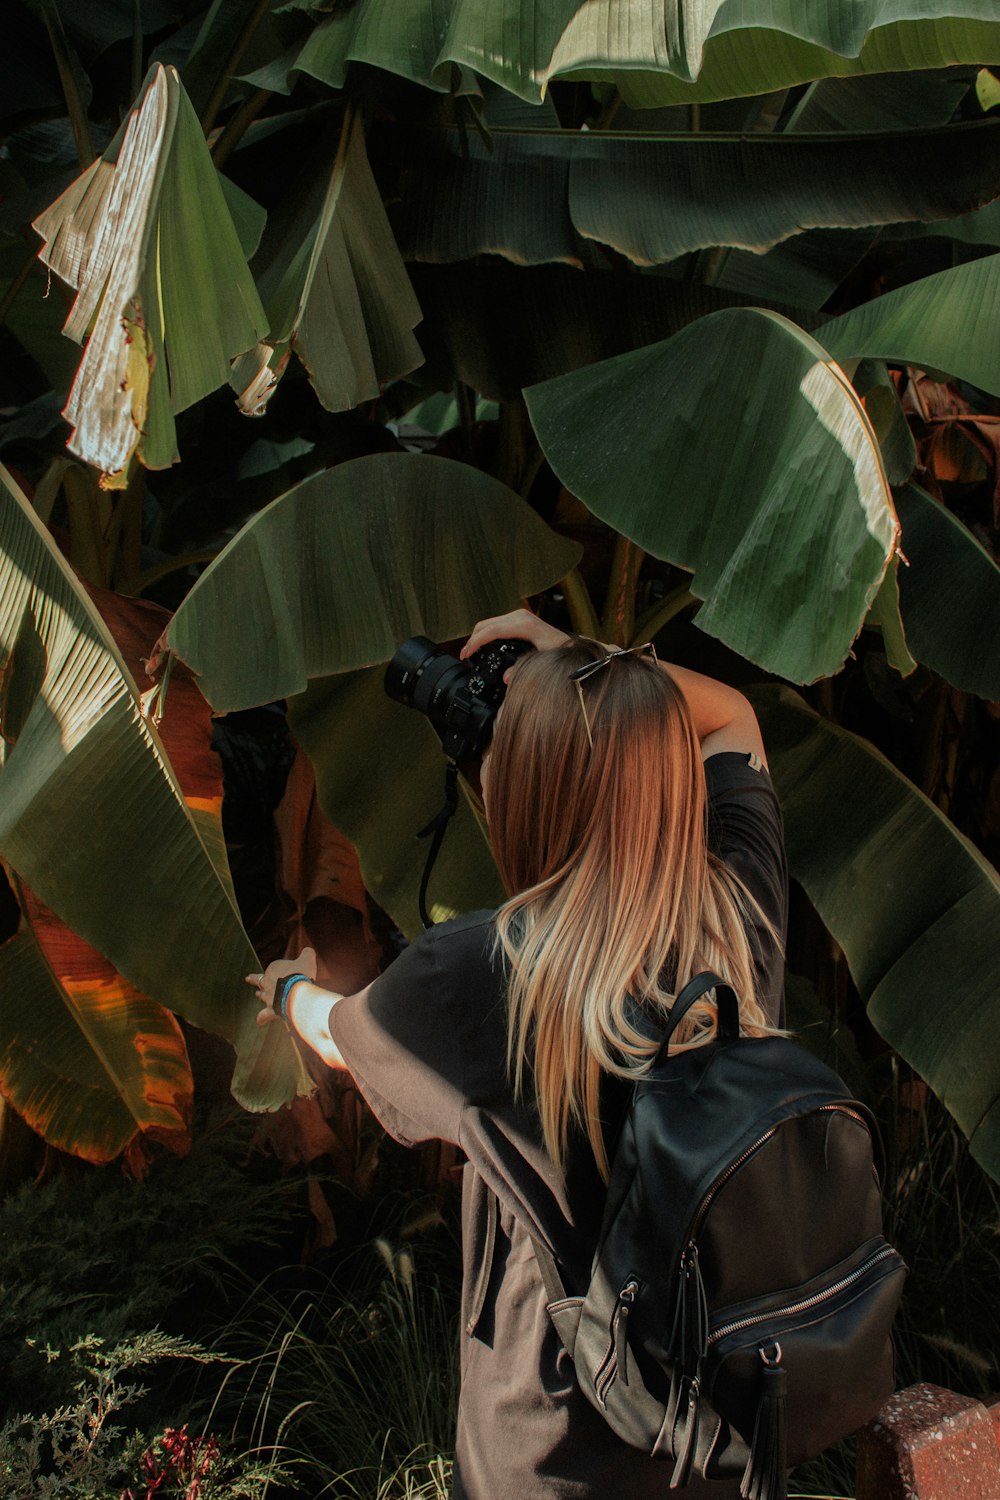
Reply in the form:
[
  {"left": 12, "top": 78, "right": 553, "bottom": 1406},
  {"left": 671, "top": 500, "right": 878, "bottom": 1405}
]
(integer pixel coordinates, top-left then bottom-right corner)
[{"left": 416, "top": 760, "right": 460, "bottom": 929}]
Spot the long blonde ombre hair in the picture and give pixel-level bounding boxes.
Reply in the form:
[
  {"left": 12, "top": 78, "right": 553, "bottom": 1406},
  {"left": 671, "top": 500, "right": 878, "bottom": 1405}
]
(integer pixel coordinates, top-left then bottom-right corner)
[{"left": 488, "top": 639, "right": 774, "bottom": 1181}]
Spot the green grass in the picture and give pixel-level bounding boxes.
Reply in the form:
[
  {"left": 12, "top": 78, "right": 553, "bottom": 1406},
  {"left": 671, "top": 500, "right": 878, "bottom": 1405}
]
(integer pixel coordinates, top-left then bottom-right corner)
[{"left": 207, "top": 1210, "right": 461, "bottom": 1499}]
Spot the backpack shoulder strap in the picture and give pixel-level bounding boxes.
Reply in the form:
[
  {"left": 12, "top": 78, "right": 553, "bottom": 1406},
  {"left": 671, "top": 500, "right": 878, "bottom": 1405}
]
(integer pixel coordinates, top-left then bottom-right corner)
[
  {"left": 654, "top": 970, "right": 739, "bottom": 1065},
  {"left": 531, "top": 975, "right": 737, "bottom": 1319},
  {"left": 529, "top": 1230, "right": 569, "bottom": 1305}
]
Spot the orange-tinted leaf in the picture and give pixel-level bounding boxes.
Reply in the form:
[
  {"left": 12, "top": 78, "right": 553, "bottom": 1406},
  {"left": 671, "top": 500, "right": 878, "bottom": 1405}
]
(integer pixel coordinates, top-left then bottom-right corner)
[
  {"left": 82, "top": 579, "right": 236, "bottom": 896},
  {"left": 276, "top": 750, "right": 368, "bottom": 918},
  {"left": 0, "top": 580, "right": 229, "bottom": 1162},
  {"left": 82, "top": 579, "right": 222, "bottom": 805},
  {"left": 267, "top": 748, "right": 382, "bottom": 993},
  {"left": 925, "top": 423, "right": 989, "bottom": 486},
  {"left": 0, "top": 878, "right": 193, "bottom": 1164}
]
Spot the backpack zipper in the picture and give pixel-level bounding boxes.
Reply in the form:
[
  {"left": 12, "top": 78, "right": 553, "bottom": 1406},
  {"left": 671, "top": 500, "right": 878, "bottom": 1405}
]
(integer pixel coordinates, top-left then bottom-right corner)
[
  {"left": 594, "top": 1277, "right": 639, "bottom": 1405},
  {"left": 707, "top": 1242, "right": 898, "bottom": 1347},
  {"left": 689, "top": 1104, "right": 869, "bottom": 1242}
]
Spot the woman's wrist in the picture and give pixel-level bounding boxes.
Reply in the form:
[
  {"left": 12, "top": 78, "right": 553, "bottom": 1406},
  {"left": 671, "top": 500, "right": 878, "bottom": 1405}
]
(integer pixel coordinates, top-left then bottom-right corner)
[{"left": 275, "top": 972, "right": 311, "bottom": 1021}]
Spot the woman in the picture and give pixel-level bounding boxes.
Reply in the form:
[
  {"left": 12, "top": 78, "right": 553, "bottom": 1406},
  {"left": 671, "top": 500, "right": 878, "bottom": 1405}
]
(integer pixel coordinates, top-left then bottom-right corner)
[{"left": 248, "top": 608, "right": 787, "bottom": 1499}]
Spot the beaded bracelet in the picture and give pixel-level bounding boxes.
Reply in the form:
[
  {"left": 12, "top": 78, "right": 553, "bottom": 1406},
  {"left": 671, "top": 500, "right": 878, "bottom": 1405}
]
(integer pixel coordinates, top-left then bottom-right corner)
[{"left": 275, "top": 972, "right": 310, "bottom": 1021}]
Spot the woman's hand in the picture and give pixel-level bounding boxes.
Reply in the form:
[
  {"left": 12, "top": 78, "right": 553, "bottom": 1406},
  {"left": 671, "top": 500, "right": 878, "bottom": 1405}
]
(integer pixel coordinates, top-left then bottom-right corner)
[
  {"left": 460, "top": 608, "right": 570, "bottom": 662},
  {"left": 246, "top": 946, "right": 318, "bottom": 1027}
]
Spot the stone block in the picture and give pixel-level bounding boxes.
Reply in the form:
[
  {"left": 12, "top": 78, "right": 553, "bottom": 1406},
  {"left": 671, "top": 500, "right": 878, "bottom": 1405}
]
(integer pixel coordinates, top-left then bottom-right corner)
[{"left": 856, "top": 1383, "right": 1000, "bottom": 1500}]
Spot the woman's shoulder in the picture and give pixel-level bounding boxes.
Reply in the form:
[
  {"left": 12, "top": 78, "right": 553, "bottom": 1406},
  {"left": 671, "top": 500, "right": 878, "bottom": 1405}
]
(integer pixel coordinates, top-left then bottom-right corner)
[
  {"left": 408, "top": 908, "right": 504, "bottom": 980},
  {"left": 420, "top": 908, "right": 498, "bottom": 945},
  {"left": 703, "top": 748, "right": 773, "bottom": 791}
]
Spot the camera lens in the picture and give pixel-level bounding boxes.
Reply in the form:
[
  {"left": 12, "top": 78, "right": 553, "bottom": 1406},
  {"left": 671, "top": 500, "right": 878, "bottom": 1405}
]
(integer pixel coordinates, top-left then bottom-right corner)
[
  {"left": 384, "top": 634, "right": 529, "bottom": 763},
  {"left": 383, "top": 637, "right": 452, "bottom": 709}
]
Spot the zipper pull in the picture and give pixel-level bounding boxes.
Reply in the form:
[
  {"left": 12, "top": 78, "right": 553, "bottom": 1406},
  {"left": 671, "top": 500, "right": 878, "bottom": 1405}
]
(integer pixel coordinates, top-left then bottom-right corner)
[
  {"left": 741, "top": 1342, "right": 788, "bottom": 1500},
  {"left": 670, "top": 1374, "right": 701, "bottom": 1488},
  {"left": 612, "top": 1279, "right": 638, "bottom": 1387},
  {"left": 667, "top": 1241, "right": 708, "bottom": 1375}
]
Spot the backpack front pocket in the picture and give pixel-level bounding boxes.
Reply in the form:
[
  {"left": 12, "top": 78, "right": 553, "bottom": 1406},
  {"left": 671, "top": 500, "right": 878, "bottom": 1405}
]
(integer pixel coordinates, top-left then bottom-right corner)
[{"left": 706, "top": 1236, "right": 905, "bottom": 1466}]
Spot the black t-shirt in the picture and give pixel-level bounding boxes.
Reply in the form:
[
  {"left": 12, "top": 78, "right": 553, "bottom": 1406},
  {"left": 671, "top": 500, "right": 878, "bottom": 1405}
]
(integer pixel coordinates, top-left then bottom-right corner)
[{"left": 329, "top": 753, "right": 787, "bottom": 1500}]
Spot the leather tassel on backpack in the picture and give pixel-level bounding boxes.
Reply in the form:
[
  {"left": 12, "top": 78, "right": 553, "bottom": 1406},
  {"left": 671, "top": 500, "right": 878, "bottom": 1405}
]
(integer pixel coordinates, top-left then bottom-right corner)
[
  {"left": 666, "top": 1241, "right": 708, "bottom": 1375},
  {"left": 741, "top": 1345, "right": 788, "bottom": 1500}
]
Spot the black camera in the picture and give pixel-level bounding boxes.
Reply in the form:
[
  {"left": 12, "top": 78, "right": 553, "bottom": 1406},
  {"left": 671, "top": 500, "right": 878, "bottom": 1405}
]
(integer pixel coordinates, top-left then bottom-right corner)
[{"left": 383, "top": 635, "right": 532, "bottom": 762}]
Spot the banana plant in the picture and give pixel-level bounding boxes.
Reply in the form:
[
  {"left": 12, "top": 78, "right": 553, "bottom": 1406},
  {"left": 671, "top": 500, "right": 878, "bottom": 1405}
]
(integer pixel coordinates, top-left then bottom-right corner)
[
  {"left": 32, "top": 63, "right": 267, "bottom": 482},
  {"left": 0, "top": 466, "right": 311, "bottom": 1150}
]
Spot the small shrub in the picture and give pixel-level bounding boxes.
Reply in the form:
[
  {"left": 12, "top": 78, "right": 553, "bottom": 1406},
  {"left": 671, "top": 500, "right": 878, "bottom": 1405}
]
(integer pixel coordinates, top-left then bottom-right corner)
[
  {"left": 0, "top": 1112, "right": 300, "bottom": 1417},
  {"left": 0, "top": 1329, "right": 297, "bottom": 1500}
]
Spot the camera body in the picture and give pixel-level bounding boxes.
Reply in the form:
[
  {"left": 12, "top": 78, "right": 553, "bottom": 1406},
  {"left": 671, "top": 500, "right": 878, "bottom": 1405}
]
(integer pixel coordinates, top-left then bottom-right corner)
[{"left": 384, "top": 635, "right": 532, "bottom": 761}]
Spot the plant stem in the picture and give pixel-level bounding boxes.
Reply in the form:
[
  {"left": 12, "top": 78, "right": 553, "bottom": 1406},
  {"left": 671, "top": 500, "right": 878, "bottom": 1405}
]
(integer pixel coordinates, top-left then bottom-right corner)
[
  {"left": 112, "top": 464, "right": 145, "bottom": 594},
  {"left": 594, "top": 89, "right": 621, "bottom": 131},
  {"left": 813, "top": 676, "right": 836, "bottom": 722},
  {"left": 493, "top": 397, "right": 540, "bottom": 496},
  {"left": 201, "top": 0, "right": 273, "bottom": 136},
  {"left": 560, "top": 567, "right": 601, "bottom": 638},
  {"left": 630, "top": 583, "right": 695, "bottom": 647},
  {"left": 695, "top": 245, "right": 731, "bottom": 287},
  {"left": 211, "top": 86, "right": 273, "bottom": 170},
  {"left": 455, "top": 382, "right": 477, "bottom": 464},
  {"left": 41, "top": 0, "right": 96, "bottom": 168},
  {"left": 601, "top": 532, "right": 643, "bottom": 645},
  {"left": 913, "top": 677, "right": 948, "bottom": 800}
]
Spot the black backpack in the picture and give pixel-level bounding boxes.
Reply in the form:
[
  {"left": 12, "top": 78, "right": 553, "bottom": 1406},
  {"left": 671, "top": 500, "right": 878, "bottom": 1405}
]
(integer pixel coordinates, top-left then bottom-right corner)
[{"left": 530, "top": 972, "right": 906, "bottom": 1500}]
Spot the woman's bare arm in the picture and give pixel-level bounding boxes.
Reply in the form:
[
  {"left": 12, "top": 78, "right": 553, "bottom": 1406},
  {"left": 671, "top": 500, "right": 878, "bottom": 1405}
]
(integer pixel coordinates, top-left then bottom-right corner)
[
  {"left": 246, "top": 948, "right": 355, "bottom": 1070},
  {"left": 659, "top": 661, "right": 767, "bottom": 765}
]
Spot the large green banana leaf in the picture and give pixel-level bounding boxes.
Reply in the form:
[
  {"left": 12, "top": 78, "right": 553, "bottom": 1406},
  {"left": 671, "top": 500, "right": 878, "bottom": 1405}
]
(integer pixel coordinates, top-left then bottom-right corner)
[
  {"left": 231, "top": 107, "right": 423, "bottom": 417},
  {"left": 821, "top": 252, "right": 1000, "bottom": 397},
  {"left": 32, "top": 64, "right": 267, "bottom": 481},
  {"left": 288, "top": 672, "right": 503, "bottom": 936},
  {"left": 707, "top": 229, "right": 876, "bottom": 313},
  {"left": 289, "top": 0, "right": 1000, "bottom": 106},
  {"left": 391, "top": 121, "right": 1000, "bottom": 268},
  {"left": 606, "top": 12, "right": 1000, "bottom": 107},
  {"left": 162, "top": 454, "right": 580, "bottom": 933},
  {"left": 0, "top": 879, "right": 193, "bottom": 1164},
  {"left": 895, "top": 484, "right": 1000, "bottom": 701},
  {"left": 892, "top": 198, "right": 1000, "bottom": 247},
  {"left": 756, "top": 686, "right": 1000, "bottom": 1184},
  {"left": 0, "top": 466, "right": 309, "bottom": 1112},
  {"left": 712, "top": 65, "right": 972, "bottom": 308},
  {"left": 525, "top": 308, "right": 898, "bottom": 684},
  {"left": 785, "top": 66, "right": 975, "bottom": 131},
  {"left": 162, "top": 453, "right": 582, "bottom": 710}
]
